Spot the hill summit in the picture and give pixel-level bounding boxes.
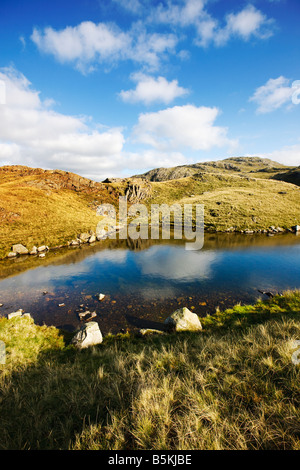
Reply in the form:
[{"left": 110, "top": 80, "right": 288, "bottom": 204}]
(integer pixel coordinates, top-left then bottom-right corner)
[{"left": 134, "top": 156, "right": 295, "bottom": 182}]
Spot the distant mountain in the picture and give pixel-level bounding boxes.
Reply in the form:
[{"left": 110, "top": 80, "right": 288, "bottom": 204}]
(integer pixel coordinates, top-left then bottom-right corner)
[{"left": 134, "top": 156, "right": 295, "bottom": 182}]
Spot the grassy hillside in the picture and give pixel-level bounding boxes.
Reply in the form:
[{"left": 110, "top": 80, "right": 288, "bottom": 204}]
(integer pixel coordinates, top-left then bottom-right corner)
[
  {"left": 148, "top": 172, "right": 300, "bottom": 232},
  {"left": 0, "top": 165, "right": 124, "bottom": 259},
  {"left": 0, "top": 291, "right": 300, "bottom": 450},
  {"left": 1, "top": 159, "right": 300, "bottom": 260}
]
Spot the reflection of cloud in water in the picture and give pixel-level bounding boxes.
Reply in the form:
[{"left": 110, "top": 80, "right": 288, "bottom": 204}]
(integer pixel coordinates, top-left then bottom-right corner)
[
  {"left": 0, "top": 249, "right": 129, "bottom": 293},
  {"left": 137, "top": 246, "right": 219, "bottom": 281},
  {"left": 92, "top": 249, "right": 128, "bottom": 264}
]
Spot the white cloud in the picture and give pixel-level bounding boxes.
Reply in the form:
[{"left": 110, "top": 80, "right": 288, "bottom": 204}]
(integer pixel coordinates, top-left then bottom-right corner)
[
  {"left": 31, "top": 21, "right": 178, "bottom": 73},
  {"left": 119, "top": 73, "right": 189, "bottom": 105},
  {"left": 133, "top": 104, "right": 237, "bottom": 151},
  {"left": 112, "top": 0, "right": 142, "bottom": 14},
  {"left": 0, "top": 67, "right": 125, "bottom": 179},
  {"left": 224, "top": 4, "right": 274, "bottom": 41},
  {"left": 249, "top": 76, "right": 294, "bottom": 113},
  {"left": 31, "top": 22, "right": 130, "bottom": 70},
  {"left": 151, "top": 1, "right": 275, "bottom": 48},
  {"left": 260, "top": 144, "right": 300, "bottom": 166},
  {"left": 0, "top": 67, "right": 193, "bottom": 180},
  {"left": 154, "top": 0, "right": 206, "bottom": 26}
]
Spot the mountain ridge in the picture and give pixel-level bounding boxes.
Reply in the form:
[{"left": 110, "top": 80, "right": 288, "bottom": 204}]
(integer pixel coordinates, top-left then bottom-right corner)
[{"left": 133, "top": 156, "right": 296, "bottom": 183}]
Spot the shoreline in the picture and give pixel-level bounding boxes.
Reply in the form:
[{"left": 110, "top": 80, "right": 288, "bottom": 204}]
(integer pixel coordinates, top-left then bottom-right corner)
[
  {"left": 0, "top": 290, "right": 299, "bottom": 449},
  {"left": 3, "top": 222, "right": 300, "bottom": 261}
]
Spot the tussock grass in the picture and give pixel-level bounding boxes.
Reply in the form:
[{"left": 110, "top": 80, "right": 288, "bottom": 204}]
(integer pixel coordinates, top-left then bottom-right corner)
[{"left": 0, "top": 292, "right": 300, "bottom": 450}]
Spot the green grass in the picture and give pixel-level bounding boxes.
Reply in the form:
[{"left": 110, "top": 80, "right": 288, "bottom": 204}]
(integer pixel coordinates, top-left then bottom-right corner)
[
  {"left": 0, "top": 291, "right": 300, "bottom": 450},
  {"left": 148, "top": 173, "right": 300, "bottom": 232}
]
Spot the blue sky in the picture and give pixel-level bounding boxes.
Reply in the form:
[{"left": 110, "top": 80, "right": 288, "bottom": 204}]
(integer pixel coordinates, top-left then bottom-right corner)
[{"left": 0, "top": 0, "right": 299, "bottom": 180}]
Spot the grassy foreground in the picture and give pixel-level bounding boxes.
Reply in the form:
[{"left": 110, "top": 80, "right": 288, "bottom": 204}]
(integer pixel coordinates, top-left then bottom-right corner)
[{"left": 0, "top": 291, "right": 300, "bottom": 450}]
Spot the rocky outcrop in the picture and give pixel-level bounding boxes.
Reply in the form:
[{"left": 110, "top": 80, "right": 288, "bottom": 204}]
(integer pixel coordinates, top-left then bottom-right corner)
[
  {"left": 134, "top": 167, "right": 195, "bottom": 182},
  {"left": 134, "top": 157, "right": 291, "bottom": 182},
  {"left": 125, "top": 179, "right": 152, "bottom": 202},
  {"left": 164, "top": 307, "right": 202, "bottom": 332},
  {"left": 0, "top": 165, "right": 122, "bottom": 197}
]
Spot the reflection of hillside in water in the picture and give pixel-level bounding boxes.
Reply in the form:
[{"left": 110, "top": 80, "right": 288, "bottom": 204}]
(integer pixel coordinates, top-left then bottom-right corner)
[{"left": 1, "top": 231, "right": 300, "bottom": 280}]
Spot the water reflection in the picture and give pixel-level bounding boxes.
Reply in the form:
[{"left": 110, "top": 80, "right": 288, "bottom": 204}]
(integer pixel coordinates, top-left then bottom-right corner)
[
  {"left": 137, "top": 246, "right": 218, "bottom": 281},
  {"left": 0, "top": 232, "right": 300, "bottom": 334}
]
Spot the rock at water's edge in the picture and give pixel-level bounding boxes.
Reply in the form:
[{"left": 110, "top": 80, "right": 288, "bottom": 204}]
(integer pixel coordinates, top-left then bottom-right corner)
[
  {"left": 164, "top": 307, "right": 202, "bottom": 332},
  {"left": 12, "top": 244, "right": 28, "bottom": 255},
  {"left": 71, "top": 322, "right": 103, "bottom": 349}
]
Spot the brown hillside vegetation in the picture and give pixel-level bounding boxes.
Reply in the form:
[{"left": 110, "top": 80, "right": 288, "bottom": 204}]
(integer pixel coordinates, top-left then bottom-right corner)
[
  {"left": 0, "top": 157, "right": 300, "bottom": 259},
  {"left": 0, "top": 165, "right": 124, "bottom": 259}
]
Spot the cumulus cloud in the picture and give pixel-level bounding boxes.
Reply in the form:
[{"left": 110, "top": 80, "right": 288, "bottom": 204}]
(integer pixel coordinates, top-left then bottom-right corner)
[
  {"left": 31, "top": 21, "right": 178, "bottom": 73},
  {"left": 249, "top": 76, "right": 294, "bottom": 113},
  {"left": 260, "top": 144, "right": 300, "bottom": 166},
  {"left": 153, "top": 0, "right": 206, "bottom": 26},
  {"left": 223, "top": 5, "right": 274, "bottom": 41},
  {"left": 0, "top": 68, "right": 239, "bottom": 180},
  {"left": 198, "top": 4, "right": 275, "bottom": 46},
  {"left": 150, "top": 1, "right": 275, "bottom": 47},
  {"left": 0, "top": 67, "right": 125, "bottom": 179},
  {"left": 133, "top": 104, "right": 237, "bottom": 151},
  {"left": 119, "top": 73, "right": 189, "bottom": 105},
  {"left": 0, "top": 67, "right": 193, "bottom": 179},
  {"left": 30, "top": 3, "right": 276, "bottom": 75}
]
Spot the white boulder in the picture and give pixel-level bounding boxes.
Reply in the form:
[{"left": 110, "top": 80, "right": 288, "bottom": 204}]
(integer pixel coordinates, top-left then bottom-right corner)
[
  {"left": 71, "top": 322, "right": 103, "bottom": 349},
  {"left": 164, "top": 307, "right": 202, "bottom": 332}
]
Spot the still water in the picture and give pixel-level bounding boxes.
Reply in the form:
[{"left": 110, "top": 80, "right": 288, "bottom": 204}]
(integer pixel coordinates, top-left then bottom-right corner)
[{"left": 0, "top": 233, "right": 300, "bottom": 334}]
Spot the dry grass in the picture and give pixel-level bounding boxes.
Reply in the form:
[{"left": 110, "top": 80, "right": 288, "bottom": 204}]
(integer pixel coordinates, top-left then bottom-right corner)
[
  {"left": 148, "top": 173, "right": 300, "bottom": 231},
  {"left": 0, "top": 172, "right": 120, "bottom": 259},
  {"left": 1, "top": 164, "right": 300, "bottom": 259},
  {"left": 0, "top": 292, "right": 300, "bottom": 450}
]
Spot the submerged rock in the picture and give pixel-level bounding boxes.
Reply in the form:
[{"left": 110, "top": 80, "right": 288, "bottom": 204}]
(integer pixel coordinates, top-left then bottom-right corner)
[
  {"left": 78, "top": 310, "right": 97, "bottom": 321},
  {"left": 164, "top": 307, "right": 202, "bottom": 332},
  {"left": 7, "top": 310, "right": 32, "bottom": 320},
  {"left": 78, "top": 310, "right": 91, "bottom": 320},
  {"left": 7, "top": 309, "right": 24, "bottom": 319},
  {"left": 98, "top": 293, "right": 105, "bottom": 301},
  {"left": 71, "top": 321, "right": 103, "bottom": 349}
]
